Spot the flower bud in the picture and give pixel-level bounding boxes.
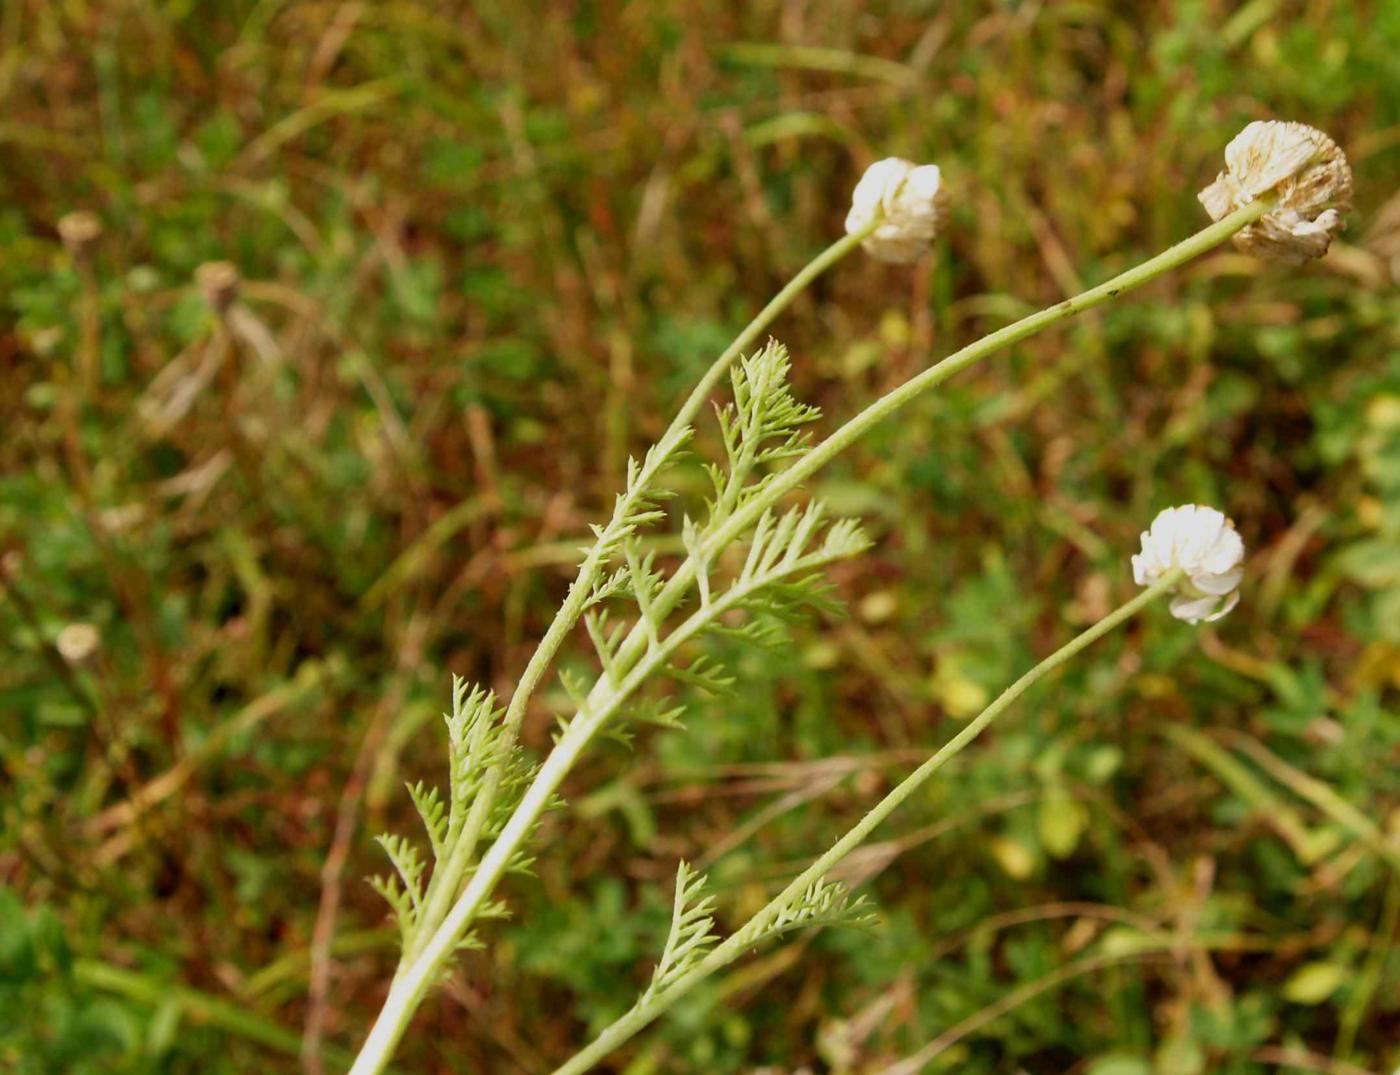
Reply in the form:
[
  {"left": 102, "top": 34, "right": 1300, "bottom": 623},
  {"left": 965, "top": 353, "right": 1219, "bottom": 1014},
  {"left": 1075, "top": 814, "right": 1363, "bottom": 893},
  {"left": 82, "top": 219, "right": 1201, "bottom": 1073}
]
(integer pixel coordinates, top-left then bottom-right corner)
[
  {"left": 1198, "top": 121, "right": 1352, "bottom": 263},
  {"left": 1131, "top": 505, "right": 1245, "bottom": 624},
  {"left": 845, "top": 157, "right": 946, "bottom": 263}
]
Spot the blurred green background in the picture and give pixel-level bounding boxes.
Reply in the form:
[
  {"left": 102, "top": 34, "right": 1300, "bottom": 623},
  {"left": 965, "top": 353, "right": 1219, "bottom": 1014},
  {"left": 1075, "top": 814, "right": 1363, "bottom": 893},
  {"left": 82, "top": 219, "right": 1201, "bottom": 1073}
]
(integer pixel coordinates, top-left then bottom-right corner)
[{"left": 3, "top": 2, "right": 1399, "bottom": 1072}]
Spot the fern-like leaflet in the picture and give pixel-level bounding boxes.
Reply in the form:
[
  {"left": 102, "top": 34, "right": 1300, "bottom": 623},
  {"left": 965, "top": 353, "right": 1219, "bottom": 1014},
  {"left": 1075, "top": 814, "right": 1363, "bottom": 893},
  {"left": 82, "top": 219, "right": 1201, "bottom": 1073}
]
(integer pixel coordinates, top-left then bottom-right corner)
[
  {"left": 578, "top": 340, "right": 869, "bottom": 731},
  {"left": 639, "top": 862, "right": 720, "bottom": 1005},
  {"left": 745, "top": 876, "right": 875, "bottom": 943},
  {"left": 371, "top": 338, "right": 872, "bottom": 985},
  {"left": 369, "top": 677, "right": 530, "bottom": 946}
]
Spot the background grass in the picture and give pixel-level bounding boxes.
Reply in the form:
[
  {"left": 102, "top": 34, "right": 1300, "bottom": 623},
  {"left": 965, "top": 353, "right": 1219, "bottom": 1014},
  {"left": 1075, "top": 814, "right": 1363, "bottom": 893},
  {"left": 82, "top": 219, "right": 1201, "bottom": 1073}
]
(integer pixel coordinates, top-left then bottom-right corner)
[{"left": 2, "top": 1, "right": 1399, "bottom": 1072}]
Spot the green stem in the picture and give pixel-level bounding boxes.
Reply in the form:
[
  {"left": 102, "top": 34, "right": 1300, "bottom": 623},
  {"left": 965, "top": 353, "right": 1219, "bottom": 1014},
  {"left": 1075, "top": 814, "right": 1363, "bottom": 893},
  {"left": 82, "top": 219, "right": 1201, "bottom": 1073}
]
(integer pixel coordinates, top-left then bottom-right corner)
[
  {"left": 666, "top": 226, "right": 874, "bottom": 439},
  {"left": 552, "top": 572, "right": 1181, "bottom": 1075},
  {"left": 601, "top": 200, "right": 1269, "bottom": 703},
  {"left": 703, "top": 200, "right": 1268, "bottom": 562},
  {"left": 408, "top": 226, "right": 873, "bottom": 958},
  {"left": 347, "top": 539, "right": 861, "bottom": 1075},
  {"left": 348, "top": 200, "right": 1264, "bottom": 1075}
]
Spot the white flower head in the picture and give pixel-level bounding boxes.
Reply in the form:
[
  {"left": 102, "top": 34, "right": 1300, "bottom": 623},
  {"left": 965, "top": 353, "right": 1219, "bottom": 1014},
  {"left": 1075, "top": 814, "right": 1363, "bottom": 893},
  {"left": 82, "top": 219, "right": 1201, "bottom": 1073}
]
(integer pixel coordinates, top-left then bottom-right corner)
[
  {"left": 845, "top": 157, "right": 947, "bottom": 263},
  {"left": 1198, "top": 120, "right": 1352, "bottom": 263},
  {"left": 1131, "top": 505, "right": 1245, "bottom": 624},
  {"left": 56, "top": 622, "right": 101, "bottom": 665}
]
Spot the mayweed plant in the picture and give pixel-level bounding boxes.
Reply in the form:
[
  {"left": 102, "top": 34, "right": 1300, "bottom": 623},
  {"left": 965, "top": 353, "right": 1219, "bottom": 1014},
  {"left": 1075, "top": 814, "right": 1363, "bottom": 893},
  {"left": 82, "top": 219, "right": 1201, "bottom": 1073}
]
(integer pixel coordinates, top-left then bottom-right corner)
[{"left": 340, "top": 121, "right": 1352, "bottom": 1074}]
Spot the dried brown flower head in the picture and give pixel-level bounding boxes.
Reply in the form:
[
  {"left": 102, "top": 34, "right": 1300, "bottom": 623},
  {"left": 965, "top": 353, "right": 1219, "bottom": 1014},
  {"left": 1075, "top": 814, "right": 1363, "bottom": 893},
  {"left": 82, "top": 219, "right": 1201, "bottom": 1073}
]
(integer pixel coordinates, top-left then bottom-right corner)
[
  {"left": 1199, "top": 121, "right": 1352, "bottom": 263},
  {"left": 195, "top": 260, "right": 241, "bottom": 315},
  {"left": 57, "top": 211, "right": 103, "bottom": 257}
]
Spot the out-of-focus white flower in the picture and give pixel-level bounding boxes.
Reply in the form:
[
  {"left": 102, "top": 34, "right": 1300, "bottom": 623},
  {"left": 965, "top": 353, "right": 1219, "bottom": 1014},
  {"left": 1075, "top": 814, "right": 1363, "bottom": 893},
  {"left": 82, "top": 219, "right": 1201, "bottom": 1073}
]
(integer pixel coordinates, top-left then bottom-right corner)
[
  {"left": 58, "top": 211, "right": 103, "bottom": 257},
  {"left": 1131, "top": 505, "right": 1245, "bottom": 623},
  {"left": 1198, "top": 121, "right": 1352, "bottom": 263},
  {"left": 845, "top": 158, "right": 946, "bottom": 263},
  {"left": 56, "top": 622, "right": 101, "bottom": 665}
]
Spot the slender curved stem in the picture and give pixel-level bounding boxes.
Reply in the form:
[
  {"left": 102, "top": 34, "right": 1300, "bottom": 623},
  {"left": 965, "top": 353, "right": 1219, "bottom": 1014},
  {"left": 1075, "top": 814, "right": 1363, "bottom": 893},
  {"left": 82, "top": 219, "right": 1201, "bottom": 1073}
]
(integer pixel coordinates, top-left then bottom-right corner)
[
  {"left": 408, "top": 227, "right": 875, "bottom": 958},
  {"left": 347, "top": 200, "right": 1264, "bottom": 1075},
  {"left": 560, "top": 201, "right": 1268, "bottom": 724},
  {"left": 551, "top": 571, "right": 1181, "bottom": 1075},
  {"left": 348, "top": 537, "right": 861, "bottom": 1074},
  {"left": 665, "top": 226, "right": 874, "bottom": 439},
  {"left": 408, "top": 531, "right": 612, "bottom": 959},
  {"left": 671, "top": 200, "right": 1267, "bottom": 625},
  {"left": 702, "top": 203, "right": 1265, "bottom": 554}
]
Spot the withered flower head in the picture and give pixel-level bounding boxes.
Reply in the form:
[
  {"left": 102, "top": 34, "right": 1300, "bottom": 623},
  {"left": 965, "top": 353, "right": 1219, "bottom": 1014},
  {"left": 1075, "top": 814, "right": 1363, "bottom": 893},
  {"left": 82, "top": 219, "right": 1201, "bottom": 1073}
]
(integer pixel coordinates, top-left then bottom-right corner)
[
  {"left": 1199, "top": 121, "right": 1352, "bottom": 263},
  {"left": 57, "top": 211, "right": 103, "bottom": 257},
  {"left": 195, "top": 261, "right": 241, "bottom": 315}
]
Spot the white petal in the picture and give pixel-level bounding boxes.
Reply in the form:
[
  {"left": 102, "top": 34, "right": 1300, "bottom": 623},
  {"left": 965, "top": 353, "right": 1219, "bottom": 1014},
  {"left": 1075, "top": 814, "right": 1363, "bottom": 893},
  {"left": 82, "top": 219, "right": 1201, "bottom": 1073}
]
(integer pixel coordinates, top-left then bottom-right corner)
[
  {"left": 1169, "top": 593, "right": 1223, "bottom": 624},
  {"left": 1198, "top": 173, "right": 1240, "bottom": 222},
  {"left": 1223, "top": 121, "right": 1319, "bottom": 200},
  {"left": 905, "top": 164, "right": 943, "bottom": 200},
  {"left": 1200, "top": 590, "right": 1240, "bottom": 622},
  {"left": 1192, "top": 567, "right": 1244, "bottom": 596},
  {"left": 1130, "top": 551, "right": 1154, "bottom": 586}
]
